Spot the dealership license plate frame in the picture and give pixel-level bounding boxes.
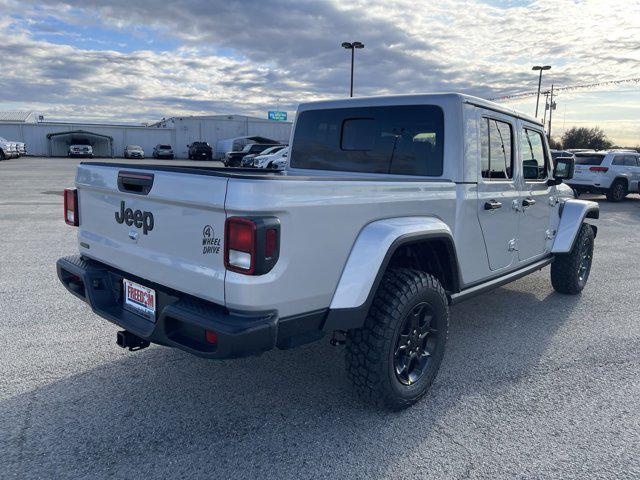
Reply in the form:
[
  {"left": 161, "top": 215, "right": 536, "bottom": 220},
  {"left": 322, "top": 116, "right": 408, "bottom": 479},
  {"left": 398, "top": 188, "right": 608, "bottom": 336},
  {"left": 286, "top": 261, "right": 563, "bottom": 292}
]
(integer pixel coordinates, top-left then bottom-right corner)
[{"left": 123, "top": 279, "right": 156, "bottom": 322}]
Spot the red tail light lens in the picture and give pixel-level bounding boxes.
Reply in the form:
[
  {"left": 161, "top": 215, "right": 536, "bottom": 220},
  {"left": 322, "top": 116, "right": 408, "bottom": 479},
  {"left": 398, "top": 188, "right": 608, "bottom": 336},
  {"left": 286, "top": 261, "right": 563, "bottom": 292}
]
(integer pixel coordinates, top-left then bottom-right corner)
[
  {"left": 589, "top": 166, "right": 608, "bottom": 172},
  {"left": 225, "top": 217, "right": 256, "bottom": 274},
  {"left": 64, "top": 188, "right": 79, "bottom": 226}
]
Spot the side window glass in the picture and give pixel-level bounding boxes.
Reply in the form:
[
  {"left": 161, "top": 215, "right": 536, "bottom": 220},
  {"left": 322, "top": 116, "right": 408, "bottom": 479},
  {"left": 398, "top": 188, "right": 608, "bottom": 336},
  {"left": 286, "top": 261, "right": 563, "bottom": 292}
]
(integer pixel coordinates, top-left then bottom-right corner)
[
  {"left": 489, "top": 119, "right": 512, "bottom": 179},
  {"left": 612, "top": 156, "right": 625, "bottom": 166},
  {"left": 624, "top": 155, "right": 638, "bottom": 166},
  {"left": 480, "top": 117, "right": 513, "bottom": 180},
  {"left": 521, "top": 128, "right": 548, "bottom": 180}
]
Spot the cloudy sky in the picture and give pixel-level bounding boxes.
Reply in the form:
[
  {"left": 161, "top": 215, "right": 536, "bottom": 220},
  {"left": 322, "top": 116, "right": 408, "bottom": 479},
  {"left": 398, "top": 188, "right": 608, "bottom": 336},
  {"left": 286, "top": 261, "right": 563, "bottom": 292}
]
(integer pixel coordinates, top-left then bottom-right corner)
[{"left": 1, "top": 0, "right": 639, "bottom": 144}]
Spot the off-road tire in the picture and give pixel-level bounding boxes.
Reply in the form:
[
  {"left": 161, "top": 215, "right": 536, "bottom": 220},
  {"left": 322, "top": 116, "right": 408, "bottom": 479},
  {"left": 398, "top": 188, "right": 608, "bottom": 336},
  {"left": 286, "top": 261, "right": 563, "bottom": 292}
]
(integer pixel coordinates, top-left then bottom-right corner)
[
  {"left": 345, "top": 269, "right": 449, "bottom": 410},
  {"left": 606, "top": 179, "right": 627, "bottom": 202},
  {"left": 551, "top": 223, "right": 595, "bottom": 294}
]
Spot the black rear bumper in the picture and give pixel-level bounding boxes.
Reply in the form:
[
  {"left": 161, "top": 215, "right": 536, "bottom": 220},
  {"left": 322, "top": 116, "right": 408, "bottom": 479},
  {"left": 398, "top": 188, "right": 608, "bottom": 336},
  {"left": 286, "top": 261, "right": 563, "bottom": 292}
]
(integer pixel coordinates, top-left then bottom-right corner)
[{"left": 57, "top": 255, "right": 325, "bottom": 359}]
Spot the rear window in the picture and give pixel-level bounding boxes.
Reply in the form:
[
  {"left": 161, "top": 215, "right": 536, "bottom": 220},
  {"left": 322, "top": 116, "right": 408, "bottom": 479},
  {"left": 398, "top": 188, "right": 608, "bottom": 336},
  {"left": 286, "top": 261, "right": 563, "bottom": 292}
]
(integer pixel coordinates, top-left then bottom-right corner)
[
  {"left": 575, "top": 154, "right": 604, "bottom": 165},
  {"left": 290, "top": 105, "right": 444, "bottom": 176}
]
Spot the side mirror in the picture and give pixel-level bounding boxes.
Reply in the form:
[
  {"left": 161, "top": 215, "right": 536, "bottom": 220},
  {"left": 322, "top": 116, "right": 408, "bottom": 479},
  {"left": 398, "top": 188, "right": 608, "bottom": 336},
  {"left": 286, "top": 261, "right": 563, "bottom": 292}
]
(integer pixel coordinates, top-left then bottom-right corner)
[{"left": 549, "top": 157, "right": 574, "bottom": 185}]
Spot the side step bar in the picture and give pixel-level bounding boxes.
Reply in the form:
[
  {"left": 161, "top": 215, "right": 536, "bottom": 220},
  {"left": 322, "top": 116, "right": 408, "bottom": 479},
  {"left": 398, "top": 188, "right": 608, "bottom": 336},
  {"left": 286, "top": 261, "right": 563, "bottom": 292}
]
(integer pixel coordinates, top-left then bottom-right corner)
[{"left": 449, "top": 257, "right": 553, "bottom": 305}]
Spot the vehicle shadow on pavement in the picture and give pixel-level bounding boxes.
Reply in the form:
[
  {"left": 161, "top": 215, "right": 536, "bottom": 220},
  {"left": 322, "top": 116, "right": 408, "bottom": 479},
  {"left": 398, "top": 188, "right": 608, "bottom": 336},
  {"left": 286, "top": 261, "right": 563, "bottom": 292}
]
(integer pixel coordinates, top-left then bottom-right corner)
[{"left": 2, "top": 277, "right": 582, "bottom": 479}]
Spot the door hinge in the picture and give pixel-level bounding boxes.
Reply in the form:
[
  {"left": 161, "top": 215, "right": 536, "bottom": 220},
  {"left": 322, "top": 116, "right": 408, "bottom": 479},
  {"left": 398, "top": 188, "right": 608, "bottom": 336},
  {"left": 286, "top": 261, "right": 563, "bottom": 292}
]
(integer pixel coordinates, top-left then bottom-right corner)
[
  {"left": 545, "top": 229, "right": 556, "bottom": 240},
  {"left": 508, "top": 239, "right": 518, "bottom": 251}
]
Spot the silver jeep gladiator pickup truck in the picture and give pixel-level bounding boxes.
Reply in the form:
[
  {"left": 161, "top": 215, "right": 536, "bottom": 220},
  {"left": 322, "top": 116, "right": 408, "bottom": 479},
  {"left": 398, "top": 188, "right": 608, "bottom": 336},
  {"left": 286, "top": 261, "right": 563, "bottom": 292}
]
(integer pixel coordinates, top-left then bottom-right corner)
[{"left": 57, "top": 93, "right": 599, "bottom": 409}]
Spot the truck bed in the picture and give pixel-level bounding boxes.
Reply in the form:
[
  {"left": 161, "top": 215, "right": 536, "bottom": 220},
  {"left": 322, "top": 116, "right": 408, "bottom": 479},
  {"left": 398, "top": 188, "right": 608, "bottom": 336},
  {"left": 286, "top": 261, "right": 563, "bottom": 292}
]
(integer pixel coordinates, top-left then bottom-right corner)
[{"left": 74, "top": 162, "right": 480, "bottom": 319}]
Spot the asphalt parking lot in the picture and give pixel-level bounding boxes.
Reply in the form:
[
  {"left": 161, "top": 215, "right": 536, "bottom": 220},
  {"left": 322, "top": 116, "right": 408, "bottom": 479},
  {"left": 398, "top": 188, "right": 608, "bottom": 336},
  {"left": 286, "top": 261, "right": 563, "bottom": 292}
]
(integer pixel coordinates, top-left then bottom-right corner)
[{"left": 1, "top": 156, "right": 639, "bottom": 479}]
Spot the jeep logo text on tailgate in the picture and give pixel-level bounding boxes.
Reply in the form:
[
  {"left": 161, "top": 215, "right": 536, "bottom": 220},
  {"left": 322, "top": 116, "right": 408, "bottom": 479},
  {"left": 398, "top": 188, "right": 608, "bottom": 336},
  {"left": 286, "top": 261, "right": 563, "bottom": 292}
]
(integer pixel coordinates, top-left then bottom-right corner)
[{"left": 115, "top": 201, "right": 154, "bottom": 235}]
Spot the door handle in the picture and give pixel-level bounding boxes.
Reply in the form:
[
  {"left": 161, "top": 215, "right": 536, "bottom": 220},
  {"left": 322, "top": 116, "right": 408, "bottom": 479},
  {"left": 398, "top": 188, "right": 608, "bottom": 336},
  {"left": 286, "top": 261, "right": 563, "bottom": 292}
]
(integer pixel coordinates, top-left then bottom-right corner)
[
  {"left": 484, "top": 200, "right": 502, "bottom": 210},
  {"left": 522, "top": 197, "right": 536, "bottom": 207}
]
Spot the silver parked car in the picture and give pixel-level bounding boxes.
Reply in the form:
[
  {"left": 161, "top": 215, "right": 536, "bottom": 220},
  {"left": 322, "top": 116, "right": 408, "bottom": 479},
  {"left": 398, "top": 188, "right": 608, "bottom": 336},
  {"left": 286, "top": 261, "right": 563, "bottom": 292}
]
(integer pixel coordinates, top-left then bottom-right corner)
[
  {"left": 124, "top": 145, "right": 145, "bottom": 159},
  {"left": 152, "top": 144, "right": 174, "bottom": 159}
]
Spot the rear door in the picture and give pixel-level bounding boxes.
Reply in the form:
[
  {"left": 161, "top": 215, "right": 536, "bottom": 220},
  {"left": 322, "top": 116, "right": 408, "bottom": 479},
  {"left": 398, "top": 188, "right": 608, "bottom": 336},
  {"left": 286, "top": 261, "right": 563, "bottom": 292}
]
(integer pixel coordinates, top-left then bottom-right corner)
[
  {"left": 476, "top": 112, "right": 520, "bottom": 271},
  {"left": 76, "top": 164, "right": 228, "bottom": 305},
  {"left": 517, "top": 125, "right": 552, "bottom": 262},
  {"left": 624, "top": 155, "right": 640, "bottom": 192}
]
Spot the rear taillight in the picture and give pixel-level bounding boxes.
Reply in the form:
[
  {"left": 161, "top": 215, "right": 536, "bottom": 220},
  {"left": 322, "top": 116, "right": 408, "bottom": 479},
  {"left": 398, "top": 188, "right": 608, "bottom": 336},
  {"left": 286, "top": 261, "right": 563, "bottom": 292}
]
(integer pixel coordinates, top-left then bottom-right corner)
[
  {"left": 64, "top": 188, "right": 79, "bottom": 226},
  {"left": 225, "top": 217, "right": 256, "bottom": 274},
  {"left": 224, "top": 217, "right": 280, "bottom": 275},
  {"left": 589, "top": 166, "right": 609, "bottom": 172}
]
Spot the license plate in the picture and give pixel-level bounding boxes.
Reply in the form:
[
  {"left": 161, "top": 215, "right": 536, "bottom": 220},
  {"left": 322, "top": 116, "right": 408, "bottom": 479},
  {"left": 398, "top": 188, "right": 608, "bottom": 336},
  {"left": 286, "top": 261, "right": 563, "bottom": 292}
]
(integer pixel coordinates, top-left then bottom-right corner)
[{"left": 123, "top": 279, "right": 156, "bottom": 321}]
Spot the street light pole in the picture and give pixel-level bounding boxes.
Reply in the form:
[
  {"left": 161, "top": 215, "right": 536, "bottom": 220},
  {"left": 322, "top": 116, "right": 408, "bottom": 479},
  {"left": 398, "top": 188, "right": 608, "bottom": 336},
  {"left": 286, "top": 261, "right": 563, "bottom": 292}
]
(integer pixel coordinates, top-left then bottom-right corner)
[
  {"left": 342, "top": 41, "right": 364, "bottom": 97},
  {"left": 532, "top": 65, "right": 551, "bottom": 119},
  {"left": 349, "top": 47, "right": 355, "bottom": 97},
  {"left": 548, "top": 84, "right": 555, "bottom": 141}
]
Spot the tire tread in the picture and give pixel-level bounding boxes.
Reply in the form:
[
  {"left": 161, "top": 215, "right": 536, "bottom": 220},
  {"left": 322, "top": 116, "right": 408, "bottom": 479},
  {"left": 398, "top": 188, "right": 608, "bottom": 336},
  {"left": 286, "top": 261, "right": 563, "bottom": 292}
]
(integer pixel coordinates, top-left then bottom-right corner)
[
  {"left": 345, "top": 269, "right": 448, "bottom": 409},
  {"left": 551, "top": 223, "right": 594, "bottom": 294}
]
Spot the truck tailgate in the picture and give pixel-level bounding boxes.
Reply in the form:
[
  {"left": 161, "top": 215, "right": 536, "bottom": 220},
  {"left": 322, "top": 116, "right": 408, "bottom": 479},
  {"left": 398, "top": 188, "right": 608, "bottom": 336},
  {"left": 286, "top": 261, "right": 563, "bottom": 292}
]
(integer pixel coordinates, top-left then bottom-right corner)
[{"left": 75, "top": 164, "right": 228, "bottom": 305}]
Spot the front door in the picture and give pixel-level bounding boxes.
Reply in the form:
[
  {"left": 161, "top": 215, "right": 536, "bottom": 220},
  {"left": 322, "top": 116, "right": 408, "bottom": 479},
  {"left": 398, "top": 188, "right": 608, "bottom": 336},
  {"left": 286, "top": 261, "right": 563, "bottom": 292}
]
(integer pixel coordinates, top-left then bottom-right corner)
[
  {"left": 476, "top": 113, "right": 520, "bottom": 271},
  {"left": 517, "top": 126, "right": 552, "bottom": 262}
]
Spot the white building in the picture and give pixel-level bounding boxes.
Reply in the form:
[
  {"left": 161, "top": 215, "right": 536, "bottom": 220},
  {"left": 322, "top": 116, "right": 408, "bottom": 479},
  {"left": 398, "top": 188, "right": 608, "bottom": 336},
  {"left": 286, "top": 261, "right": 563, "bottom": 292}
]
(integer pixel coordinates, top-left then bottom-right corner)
[
  {"left": 152, "top": 115, "right": 292, "bottom": 159},
  {"left": 0, "top": 112, "right": 292, "bottom": 159}
]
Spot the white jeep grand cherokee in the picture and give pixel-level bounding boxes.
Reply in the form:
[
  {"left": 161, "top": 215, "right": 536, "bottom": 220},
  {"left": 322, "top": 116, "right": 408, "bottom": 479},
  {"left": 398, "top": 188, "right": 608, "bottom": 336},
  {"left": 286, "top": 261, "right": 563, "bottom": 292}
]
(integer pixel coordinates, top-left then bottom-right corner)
[{"left": 568, "top": 150, "right": 640, "bottom": 201}]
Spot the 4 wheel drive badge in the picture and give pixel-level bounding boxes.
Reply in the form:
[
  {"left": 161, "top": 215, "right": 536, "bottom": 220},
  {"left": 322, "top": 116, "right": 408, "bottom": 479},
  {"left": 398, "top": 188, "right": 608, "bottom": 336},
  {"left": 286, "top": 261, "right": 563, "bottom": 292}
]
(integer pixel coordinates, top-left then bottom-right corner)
[{"left": 202, "top": 224, "right": 221, "bottom": 254}]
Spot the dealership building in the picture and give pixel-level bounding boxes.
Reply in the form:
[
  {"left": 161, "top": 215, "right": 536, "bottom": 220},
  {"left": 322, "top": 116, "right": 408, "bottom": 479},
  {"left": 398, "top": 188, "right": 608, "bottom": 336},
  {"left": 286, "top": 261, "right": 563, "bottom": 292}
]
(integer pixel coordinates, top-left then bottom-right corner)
[{"left": 0, "top": 111, "right": 292, "bottom": 159}]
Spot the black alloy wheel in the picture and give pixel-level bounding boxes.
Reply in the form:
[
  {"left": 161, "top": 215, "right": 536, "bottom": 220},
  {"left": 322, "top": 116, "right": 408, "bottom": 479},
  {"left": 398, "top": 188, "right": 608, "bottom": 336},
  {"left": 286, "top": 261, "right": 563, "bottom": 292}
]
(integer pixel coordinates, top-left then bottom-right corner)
[{"left": 394, "top": 302, "right": 439, "bottom": 386}]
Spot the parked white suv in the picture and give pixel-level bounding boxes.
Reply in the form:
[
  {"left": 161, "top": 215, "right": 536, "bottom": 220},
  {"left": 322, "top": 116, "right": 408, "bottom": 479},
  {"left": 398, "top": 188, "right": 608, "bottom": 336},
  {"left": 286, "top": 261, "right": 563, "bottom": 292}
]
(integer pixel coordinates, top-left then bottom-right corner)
[
  {"left": 0, "top": 137, "right": 19, "bottom": 160},
  {"left": 68, "top": 144, "right": 94, "bottom": 158},
  {"left": 568, "top": 150, "right": 640, "bottom": 201}
]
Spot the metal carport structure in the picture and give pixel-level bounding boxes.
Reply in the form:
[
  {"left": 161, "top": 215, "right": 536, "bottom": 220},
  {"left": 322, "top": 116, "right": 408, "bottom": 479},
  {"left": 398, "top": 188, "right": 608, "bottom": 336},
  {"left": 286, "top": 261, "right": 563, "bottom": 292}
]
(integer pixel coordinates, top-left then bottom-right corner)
[{"left": 46, "top": 130, "right": 114, "bottom": 157}]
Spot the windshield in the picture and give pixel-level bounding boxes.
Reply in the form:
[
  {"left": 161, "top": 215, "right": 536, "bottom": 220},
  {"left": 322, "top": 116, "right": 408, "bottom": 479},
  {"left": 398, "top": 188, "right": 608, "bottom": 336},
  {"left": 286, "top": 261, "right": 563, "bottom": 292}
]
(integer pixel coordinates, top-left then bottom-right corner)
[
  {"left": 575, "top": 154, "right": 605, "bottom": 165},
  {"left": 128, "top": 145, "right": 142, "bottom": 150},
  {"left": 159, "top": 145, "right": 171, "bottom": 149},
  {"left": 262, "top": 146, "right": 284, "bottom": 155}
]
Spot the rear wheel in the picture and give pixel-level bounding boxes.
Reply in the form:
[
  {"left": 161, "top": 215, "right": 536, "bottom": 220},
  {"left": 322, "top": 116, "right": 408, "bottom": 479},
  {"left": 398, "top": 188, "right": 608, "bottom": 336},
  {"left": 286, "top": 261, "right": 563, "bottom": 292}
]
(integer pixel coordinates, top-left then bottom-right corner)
[
  {"left": 551, "top": 223, "right": 595, "bottom": 294},
  {"left": 345, "top": 269, "right": 449, "bottom": 410},
  {"left": 606, "top": 179, "right": 627, "bottom": 202}
]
